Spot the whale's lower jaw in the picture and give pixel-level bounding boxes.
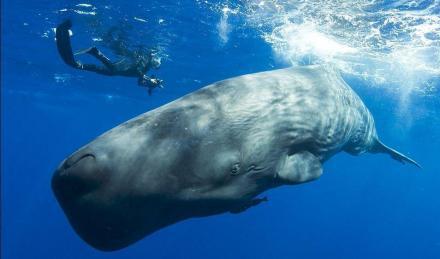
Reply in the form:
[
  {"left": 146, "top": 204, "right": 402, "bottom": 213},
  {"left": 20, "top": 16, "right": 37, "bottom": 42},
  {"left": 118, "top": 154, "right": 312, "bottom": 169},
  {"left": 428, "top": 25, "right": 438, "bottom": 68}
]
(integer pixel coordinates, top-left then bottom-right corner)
[
  {"left": 54, "top": 185, "right": 245, "bottom": 251},
  {"left": 54, "top": 194, "right": 176, "bottom": 251}
]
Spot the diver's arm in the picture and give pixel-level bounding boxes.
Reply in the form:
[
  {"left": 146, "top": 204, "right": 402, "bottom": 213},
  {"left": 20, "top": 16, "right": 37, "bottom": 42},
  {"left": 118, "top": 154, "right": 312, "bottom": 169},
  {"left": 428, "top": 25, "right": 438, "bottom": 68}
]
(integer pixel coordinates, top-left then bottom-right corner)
[
  {"left": 138, "top": 75, "right": 163, "bottom": 95},
  {"left": 138, "top": 75, "right": 163, "bottom": 88}
]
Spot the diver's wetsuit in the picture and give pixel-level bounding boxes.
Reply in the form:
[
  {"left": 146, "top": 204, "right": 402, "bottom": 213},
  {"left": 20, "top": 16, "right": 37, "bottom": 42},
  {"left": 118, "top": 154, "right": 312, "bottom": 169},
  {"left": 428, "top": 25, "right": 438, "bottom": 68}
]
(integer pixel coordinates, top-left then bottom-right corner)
[{"left": 55, "top": 20, "right": 162, "bottom": 94}]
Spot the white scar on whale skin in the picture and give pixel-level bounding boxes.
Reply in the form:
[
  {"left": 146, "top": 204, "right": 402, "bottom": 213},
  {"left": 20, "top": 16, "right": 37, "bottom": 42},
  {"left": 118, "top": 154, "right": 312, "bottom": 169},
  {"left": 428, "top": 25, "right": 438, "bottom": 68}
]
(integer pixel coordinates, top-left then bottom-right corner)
[{"left": 52, "top": 65, "right": 419, "bottom": 251}]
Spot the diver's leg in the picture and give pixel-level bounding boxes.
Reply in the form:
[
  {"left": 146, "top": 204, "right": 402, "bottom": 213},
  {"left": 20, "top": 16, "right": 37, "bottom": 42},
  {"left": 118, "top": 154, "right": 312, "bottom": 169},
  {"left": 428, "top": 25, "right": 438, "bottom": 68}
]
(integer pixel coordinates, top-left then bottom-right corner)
[
  {"left": 56, "top": 20, "right": 112, "bottom": 76},
  {"left": 77, "top": 63, "right": 113, "bottom": 76},
  {"left": 74, "top": 47, "right": 95, "bottom": 56},
  {"left": 85, "top": 47, "right": 114, "bottom": 70}
]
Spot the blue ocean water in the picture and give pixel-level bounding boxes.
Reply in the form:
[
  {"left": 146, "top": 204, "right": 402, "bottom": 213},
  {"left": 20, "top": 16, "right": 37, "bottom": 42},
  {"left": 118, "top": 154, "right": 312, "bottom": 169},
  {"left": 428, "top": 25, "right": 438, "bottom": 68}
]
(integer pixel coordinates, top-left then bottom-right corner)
[{"left": 2, "top": 0, "right": 440, "bottom": 258}]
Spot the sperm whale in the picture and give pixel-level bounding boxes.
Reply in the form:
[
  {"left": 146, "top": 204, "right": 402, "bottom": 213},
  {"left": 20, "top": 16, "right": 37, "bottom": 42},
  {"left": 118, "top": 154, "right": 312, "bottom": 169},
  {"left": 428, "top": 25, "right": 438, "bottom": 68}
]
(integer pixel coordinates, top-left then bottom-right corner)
[{"left": 52, "top": 65, "right": 419, "bottom": 251}]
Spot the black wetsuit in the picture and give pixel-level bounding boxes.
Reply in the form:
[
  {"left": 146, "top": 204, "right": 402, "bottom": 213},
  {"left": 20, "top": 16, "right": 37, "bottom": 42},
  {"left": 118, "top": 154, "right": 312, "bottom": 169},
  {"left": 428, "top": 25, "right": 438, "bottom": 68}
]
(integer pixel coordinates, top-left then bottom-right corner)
[{"left": 55, "top": 20, "right": 161, "bottom": 94}]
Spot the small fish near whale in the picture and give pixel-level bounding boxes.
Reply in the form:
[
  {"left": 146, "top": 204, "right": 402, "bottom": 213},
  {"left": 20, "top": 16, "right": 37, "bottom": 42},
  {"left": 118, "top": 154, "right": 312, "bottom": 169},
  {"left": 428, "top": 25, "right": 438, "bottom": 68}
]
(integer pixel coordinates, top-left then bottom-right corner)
[{"left": 52, "top": 65, "right": 419, "bottom": 251}]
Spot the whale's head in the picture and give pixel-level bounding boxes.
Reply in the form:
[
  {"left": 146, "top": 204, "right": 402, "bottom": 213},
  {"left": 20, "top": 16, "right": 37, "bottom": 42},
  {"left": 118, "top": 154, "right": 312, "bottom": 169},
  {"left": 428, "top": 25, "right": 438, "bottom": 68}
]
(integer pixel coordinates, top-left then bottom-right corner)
[
  {"left": 51, "top": 110, "right": 260, "bottom": 251},
  {"left": 51, "top": 143, "right": 148, "bottom": 251},
  {"left": 51, "top": 123, "right": 189, "bottom": 251}
]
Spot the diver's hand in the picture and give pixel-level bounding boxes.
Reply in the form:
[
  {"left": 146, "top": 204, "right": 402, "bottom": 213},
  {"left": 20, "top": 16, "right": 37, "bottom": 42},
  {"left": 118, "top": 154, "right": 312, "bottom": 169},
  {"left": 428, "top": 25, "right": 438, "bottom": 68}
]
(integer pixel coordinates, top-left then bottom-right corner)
[
  {"left": 138, "top": 75, "right": 164, "bottom": 94},
  {"left": 150, "top": 78, "right": 164, "bottom": 88}
]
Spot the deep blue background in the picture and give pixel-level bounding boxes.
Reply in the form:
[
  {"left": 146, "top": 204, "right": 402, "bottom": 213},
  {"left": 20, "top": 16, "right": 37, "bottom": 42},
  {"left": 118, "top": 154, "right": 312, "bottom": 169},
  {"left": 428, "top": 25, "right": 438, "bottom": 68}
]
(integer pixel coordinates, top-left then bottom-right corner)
[{"left": 2, "top": 1, "right": 440, "bottom": 258}]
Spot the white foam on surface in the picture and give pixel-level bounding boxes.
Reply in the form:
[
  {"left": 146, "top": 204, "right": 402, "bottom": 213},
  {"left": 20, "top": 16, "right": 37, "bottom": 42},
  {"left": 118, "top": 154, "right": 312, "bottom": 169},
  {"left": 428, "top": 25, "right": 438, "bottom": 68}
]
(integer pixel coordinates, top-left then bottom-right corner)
[
  {"left": 200, "top": 0, "right": 440, "bottom": 98},
  {"left": 134, "top": 17, "right": 147, "bottom": 23},
  {"left": 73, "top": 10, "right": 96, "bottom": 15},
  {"left": 76, "top": 3, "right": 93, "bottom": 8},
  {"left": 217, "top": 6, "right": 239, "bottom": 45}
]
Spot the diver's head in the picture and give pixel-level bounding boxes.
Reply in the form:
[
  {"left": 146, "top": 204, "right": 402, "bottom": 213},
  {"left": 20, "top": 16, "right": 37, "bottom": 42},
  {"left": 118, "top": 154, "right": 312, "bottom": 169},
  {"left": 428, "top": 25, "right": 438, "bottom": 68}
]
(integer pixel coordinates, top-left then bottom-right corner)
[{"left": 150, "top": 54, "right": 161, "bottom": 69}]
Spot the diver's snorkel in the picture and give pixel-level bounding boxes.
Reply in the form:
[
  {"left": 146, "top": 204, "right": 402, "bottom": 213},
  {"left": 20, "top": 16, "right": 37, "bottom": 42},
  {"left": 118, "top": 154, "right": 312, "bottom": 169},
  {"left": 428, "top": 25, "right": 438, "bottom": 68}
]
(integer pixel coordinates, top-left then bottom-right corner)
[{"left": 150, "top": 54, "right": 161, "bottom": 69}]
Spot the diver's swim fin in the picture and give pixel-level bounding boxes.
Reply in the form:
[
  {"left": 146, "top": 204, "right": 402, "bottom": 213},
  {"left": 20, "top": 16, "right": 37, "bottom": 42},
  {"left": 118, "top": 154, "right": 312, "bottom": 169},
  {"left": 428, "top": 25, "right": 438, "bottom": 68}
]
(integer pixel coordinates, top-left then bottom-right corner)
[
  {"left": 55, "top": 20, "right": 78, "bottom": 68},
  {"left": 373, "top": 139, "right": 421, "bottom": 168}
]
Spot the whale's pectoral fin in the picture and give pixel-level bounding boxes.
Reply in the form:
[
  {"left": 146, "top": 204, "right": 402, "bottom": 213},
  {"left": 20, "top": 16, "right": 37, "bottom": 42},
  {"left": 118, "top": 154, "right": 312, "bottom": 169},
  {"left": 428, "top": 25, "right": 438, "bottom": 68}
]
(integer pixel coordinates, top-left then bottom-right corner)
[
  {"left": 277, "top": 151, "right": 323, "bottom": 184},
  {"left": 229, "top": 197, "right": 268, "bottom": 214}
]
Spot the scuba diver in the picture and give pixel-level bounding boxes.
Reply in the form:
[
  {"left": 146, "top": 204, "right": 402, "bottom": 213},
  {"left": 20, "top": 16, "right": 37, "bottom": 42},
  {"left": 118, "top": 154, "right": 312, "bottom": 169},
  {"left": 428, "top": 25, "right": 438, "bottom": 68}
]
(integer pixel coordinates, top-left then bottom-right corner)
[{"left": 55, "top": 20, "right": 163, "bottom": 95}]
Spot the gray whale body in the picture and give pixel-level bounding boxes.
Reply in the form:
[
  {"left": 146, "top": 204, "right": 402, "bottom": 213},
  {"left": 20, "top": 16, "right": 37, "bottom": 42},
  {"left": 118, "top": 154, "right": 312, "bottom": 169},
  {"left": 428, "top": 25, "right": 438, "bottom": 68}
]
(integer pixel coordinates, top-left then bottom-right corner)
[{"left": 52, "top": 65, "right": 419, "bottom": 251}]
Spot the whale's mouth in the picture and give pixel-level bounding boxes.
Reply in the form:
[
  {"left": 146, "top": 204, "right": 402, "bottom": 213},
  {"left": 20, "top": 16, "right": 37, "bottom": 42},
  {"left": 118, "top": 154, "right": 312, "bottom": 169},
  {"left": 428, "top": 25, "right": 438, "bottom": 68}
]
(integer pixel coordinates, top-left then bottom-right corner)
[
  {"left": 60, "top": 153, "right": 96, "bottom": 172},
  {"left": 52, "top": 152, "right": 101, "bottom": 202}
]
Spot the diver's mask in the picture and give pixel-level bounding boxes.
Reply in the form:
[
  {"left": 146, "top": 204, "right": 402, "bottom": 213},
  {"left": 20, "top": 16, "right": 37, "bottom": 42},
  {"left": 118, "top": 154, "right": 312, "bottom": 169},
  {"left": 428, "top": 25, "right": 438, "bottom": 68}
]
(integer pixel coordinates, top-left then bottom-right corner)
[{"left": 150, "top": 54, "right": 161, "bottom": 69}]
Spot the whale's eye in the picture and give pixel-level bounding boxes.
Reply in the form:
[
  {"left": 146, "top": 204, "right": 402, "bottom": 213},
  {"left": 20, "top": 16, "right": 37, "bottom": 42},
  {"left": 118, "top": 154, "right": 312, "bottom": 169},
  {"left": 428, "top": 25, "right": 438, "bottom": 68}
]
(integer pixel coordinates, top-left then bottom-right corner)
[
  {"left": 246, "top": 164, "right": 265, "bottom": 173},
  {"left": 230, "top": 163, "right": 240, "bottom": 175}
]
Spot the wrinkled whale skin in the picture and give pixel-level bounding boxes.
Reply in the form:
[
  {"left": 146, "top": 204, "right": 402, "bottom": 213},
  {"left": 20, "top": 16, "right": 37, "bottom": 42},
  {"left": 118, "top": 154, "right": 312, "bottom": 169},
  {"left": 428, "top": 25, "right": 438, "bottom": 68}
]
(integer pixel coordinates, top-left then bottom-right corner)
[{"left": 52, "top": 65, "right": 416, "bottom": 251}]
